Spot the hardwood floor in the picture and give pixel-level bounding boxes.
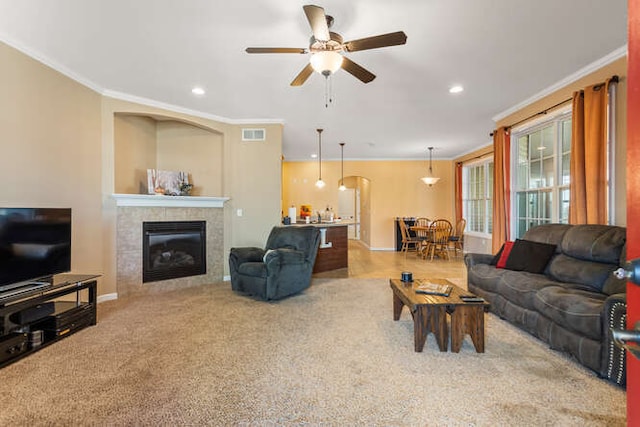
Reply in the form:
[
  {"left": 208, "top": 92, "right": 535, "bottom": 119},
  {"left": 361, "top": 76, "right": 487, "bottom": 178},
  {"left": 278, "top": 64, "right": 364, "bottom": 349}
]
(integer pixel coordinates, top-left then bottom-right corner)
[{"left": 313, "top": 240, "right": 467, "bottom": 282}]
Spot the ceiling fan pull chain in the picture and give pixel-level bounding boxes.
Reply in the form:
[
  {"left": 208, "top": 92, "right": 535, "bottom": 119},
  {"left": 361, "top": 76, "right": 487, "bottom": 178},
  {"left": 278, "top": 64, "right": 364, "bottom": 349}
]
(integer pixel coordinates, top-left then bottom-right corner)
[
  {"left": 325, "top": 75, "right": 329, "bottom": 108},
  {"left": 329, "top": 75, "right": 334, "bottom": 106}
]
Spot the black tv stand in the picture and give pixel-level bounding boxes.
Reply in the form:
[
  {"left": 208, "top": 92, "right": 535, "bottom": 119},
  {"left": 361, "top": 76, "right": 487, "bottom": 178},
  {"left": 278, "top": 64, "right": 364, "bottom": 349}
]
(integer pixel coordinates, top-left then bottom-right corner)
[{"left": 0, "top": 274, "right": 99, "bottom": 368}]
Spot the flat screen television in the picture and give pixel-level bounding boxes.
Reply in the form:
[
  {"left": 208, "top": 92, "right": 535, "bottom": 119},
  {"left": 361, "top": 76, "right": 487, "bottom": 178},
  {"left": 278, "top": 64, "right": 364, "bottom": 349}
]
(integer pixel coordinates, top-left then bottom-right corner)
[{"left": 0, "top": 208, "right": 72, "bottom": 292}]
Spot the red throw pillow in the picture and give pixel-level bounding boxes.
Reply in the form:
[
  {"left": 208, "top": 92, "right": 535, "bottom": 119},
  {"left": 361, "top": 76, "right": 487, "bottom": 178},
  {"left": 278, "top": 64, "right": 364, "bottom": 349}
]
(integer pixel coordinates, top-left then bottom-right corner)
[{"left": 496, "top": 241, "right": 515, "bottom": 269}]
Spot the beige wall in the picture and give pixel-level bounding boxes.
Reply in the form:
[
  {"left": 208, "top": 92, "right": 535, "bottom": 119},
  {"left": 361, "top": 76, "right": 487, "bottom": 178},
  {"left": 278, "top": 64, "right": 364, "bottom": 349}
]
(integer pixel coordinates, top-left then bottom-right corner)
[
  {"left": 283, "top": 159, "right": 454, "bottom": 249},
  {"left": 0, "top": 41, "right": 104, "bottom": 283},
  {"left": 224, "top": 125, "right": 283, "bottom": 247},
  {"left": 156, "top": 121, "right": 223, "bottom": 196},
  {"left": 114, "top": 116, "right": 224, "bottom": 196},
  {"left": 114, "top": 114, "right": 157, "bottom": 194}
]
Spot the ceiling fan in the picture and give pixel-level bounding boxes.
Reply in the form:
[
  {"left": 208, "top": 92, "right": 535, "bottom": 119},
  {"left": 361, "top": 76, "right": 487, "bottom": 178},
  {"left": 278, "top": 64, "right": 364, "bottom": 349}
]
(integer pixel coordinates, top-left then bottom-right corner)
[{"left": 245, "top": 4, "right": 407, "bottom": 86}]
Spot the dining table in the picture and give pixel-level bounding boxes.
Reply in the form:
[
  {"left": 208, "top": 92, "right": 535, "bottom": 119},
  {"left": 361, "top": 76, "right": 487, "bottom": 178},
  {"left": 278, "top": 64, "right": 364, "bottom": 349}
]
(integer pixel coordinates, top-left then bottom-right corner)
[{"left": 411, "top": 222, "right": 451, "bottom": 260}]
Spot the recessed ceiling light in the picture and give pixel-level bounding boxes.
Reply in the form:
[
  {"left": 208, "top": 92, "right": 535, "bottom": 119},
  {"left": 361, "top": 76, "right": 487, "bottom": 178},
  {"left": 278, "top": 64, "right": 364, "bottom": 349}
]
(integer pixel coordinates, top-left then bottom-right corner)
[
  {"left": 311, "top": 154, "right": 318, "bottom": 159},
  {"left": 191, "top": 87, "right": 205, "bottom": 96},
  {"left": 449, "top": 85, "right": 464, "bottom": 94}
]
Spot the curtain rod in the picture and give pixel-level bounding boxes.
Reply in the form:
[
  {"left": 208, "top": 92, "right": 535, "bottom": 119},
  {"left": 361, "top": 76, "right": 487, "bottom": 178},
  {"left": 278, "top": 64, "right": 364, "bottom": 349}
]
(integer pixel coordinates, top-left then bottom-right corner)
[
  {"left": 489, "top": 75, "right": 619, "bottom": 137},
  {"left": 456, "top": 151, "right": 494, "bottom": 166}
]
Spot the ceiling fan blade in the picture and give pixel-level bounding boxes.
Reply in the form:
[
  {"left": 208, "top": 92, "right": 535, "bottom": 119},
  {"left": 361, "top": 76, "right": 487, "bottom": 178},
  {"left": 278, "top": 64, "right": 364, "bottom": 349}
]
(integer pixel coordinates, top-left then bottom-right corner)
[
  {"left": 303, "top": 5, "right": 330, "bottom": 42},
  {"left": 343, "top": 31, "right": 408, "bottom": 52},
  {"left": 290, "top": 63, "right": 315, "bottom": 86},
  {"left": 245, "top": 47, "right": 307, "bottom": 54},
  {"left": 341, "top": 57, "right": 376, "bottom": 83}
]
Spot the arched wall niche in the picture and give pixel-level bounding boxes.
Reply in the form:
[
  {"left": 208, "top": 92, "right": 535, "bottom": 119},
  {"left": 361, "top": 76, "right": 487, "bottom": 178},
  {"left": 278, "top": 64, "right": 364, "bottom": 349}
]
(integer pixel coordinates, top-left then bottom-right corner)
[{"left": 113, "top": 112, "right": 223, "bottom": 196}]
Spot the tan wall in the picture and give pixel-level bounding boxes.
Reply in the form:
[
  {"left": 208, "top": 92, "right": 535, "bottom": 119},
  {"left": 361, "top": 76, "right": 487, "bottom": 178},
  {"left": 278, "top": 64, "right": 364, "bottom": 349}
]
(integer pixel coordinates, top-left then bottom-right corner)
[
  {"left": 114, "top": 114, "right": 157, "bottom": 194},
  {"left": 224, "top": 125, "right": 283, "bottom": 247},
  {"left": 156, "top": 121, "right": 223, "bottom": 196},
  {"left": 0, "top": 41, "right": 104, "bottom": 283},
  {"left": 283, "top": 159, "right": 454, "bottom": 249}
]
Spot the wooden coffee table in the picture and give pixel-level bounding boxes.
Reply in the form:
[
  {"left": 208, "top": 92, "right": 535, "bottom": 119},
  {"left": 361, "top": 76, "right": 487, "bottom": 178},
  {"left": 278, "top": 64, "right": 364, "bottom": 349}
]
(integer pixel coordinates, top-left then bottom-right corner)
[{"left": 389, "top": 278, "right": 490, "bottom": 353}]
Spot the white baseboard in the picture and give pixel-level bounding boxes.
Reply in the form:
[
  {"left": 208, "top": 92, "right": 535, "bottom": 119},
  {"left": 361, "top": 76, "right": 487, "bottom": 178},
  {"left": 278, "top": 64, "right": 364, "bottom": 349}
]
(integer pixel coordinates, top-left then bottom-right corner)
[{"left": 97, "top": 293, "right": 118, "bottom": 303}]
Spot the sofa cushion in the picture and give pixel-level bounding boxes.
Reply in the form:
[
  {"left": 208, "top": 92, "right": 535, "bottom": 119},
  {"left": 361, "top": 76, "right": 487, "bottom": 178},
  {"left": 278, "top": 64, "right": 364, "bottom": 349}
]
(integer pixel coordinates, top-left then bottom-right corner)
[
  {"left": 497, "top": 270, "right": 561, "bottom": 311},
  {"left": 533, "top": 286, "right": 606, "bottom": 341},
  {"left": 522, "top": 224, "right": 571, "bottom": 251},
  {"left": 504, "top": 239, "right": 556, "bottom": 273},
  {"left": 547, "top": 254, "right": 618, "bottom": 293},
  {"left": 467, "top": 264, "right": 511, "bottom": 294},
  {"left": 559, "top": 225, "right": 626, "bottom": 264}
]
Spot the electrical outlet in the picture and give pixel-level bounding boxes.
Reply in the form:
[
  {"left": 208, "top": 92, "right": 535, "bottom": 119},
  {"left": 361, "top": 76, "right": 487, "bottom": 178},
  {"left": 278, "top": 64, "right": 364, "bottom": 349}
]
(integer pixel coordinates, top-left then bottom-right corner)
[{"left": 237, "top": 209, "right": 243, "bottom": 217}]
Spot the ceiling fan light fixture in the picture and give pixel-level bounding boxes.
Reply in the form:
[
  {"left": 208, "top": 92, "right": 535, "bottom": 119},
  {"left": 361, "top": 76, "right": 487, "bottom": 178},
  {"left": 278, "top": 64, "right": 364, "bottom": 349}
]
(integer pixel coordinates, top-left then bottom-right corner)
[{"left": 310, "top": 51, "right": 343, "bottom": 75}]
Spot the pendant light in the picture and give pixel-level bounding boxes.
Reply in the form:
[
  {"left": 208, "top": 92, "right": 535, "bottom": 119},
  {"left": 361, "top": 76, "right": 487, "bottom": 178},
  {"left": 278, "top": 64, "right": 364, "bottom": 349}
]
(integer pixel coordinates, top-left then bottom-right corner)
[
  {"left": 315, "top": 129, "right": 325, "bottom": 188},
  {"left": 339, "top": 142, "right": 346, "bottom": 191},
  {"left": 420, "top": 147, "right": 440, "bottom": 187}
]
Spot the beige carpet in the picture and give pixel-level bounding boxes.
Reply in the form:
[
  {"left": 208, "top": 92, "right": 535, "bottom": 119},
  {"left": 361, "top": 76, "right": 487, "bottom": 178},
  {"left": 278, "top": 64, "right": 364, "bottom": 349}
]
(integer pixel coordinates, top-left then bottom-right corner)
[{"left": 0, "top": 278, "right": 626, "bottom": 426}]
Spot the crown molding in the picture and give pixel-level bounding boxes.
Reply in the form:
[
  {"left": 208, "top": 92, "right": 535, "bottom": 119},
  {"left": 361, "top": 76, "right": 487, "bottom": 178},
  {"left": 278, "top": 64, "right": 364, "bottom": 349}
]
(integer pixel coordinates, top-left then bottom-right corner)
[
  {"left": 492, "top": 45, "right": 627, "bottom": 123},
  {"left": 0, "top": 33, "right": 104, "bottom": 94},
  {"left": 102, "top": 90, "right": 284, "bottom": 125},
  {"left": 0, "top": 35, "right": 284, "bottom": 126}
]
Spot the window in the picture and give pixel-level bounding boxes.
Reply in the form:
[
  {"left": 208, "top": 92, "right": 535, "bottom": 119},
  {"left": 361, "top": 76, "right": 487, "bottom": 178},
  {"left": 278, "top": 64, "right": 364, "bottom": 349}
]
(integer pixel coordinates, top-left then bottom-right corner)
[
  {"left": 462, "top": 158, "right": 493, "bottom": 236},
  {"left": 512, "top": 113, "right": 571, "bottom": 238}
]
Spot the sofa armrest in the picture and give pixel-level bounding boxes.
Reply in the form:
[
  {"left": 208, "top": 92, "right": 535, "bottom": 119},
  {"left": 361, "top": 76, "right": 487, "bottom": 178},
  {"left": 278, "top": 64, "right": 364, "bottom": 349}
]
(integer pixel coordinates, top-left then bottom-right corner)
[
  {"left": 601, "top": 292, "right": 627, "bottom": 386},
  {"left": 229, "top": 247, "right": 265, "bottom": 265},
  {"left": 464, "top": 253, "right": 494, "bottom": 269},
  {"left": 264, "top": 248, "right": 306, "bottom": 268}
]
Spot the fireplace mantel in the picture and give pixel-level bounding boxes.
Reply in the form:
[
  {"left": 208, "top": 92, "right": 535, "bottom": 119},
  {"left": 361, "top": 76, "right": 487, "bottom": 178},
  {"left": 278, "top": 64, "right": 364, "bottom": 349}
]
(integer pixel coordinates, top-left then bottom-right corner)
[{"left": 112, "top": 193, "right": 229, "bottom": 208}]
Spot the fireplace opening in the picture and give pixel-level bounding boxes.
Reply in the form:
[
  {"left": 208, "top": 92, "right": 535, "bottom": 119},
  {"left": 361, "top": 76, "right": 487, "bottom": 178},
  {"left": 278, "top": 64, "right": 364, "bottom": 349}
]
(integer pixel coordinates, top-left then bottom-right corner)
[{"left": 142, "top": 221, "right": 206, "bottom": 283}]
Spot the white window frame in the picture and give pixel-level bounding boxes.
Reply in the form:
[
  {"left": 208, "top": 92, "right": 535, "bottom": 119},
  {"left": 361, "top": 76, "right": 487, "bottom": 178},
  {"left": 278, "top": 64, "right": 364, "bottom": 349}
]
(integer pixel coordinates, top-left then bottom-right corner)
[
  {"left": 510, "top": 107, "right": 571, "bottom": 239},
  {"left": 462, "top": 156, "right": 494, "bottom": 239}
]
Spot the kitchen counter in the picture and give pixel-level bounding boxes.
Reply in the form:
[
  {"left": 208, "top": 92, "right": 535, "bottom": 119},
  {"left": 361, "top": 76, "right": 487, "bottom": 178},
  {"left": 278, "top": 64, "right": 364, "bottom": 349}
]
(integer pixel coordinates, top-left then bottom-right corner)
[{"left": 282, "top": 222, "right": 348, "bottom": 272}]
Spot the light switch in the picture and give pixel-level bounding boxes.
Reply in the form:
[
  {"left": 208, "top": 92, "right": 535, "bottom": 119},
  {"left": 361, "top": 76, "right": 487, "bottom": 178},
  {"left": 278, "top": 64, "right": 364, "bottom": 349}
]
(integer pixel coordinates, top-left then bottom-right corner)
[{"left": 236, "top": 208, "right": 243, "bottom": 217}]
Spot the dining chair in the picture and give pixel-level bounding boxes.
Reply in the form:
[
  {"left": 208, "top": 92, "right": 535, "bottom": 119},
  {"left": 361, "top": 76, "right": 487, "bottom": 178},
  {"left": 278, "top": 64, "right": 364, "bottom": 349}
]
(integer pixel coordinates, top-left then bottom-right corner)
[
  {"left": 448, "top": 218, "right": 467, "bottom": 257},
  {"left": 423, "top": 219, "right": 453, "bottom": 261},
  {"left": 413, "top": 217, "right": 431, "bottom": 256},
  {"left": 399, "top": 219, "right": 421, "bottom": 254}
]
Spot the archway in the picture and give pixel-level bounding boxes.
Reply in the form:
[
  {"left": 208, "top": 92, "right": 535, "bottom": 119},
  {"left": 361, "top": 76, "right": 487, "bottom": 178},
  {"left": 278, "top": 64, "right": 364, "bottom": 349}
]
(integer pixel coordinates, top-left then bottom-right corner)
[{"left": 337, "top": 175, "right": 371, "bottom": 244}]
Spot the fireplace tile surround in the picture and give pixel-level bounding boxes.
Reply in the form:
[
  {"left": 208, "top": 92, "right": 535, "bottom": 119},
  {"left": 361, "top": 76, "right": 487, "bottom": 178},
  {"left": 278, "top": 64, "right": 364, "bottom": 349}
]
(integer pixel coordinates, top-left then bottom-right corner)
[{"left": 113, "top": 195, "right": 227, "bottom": 297}]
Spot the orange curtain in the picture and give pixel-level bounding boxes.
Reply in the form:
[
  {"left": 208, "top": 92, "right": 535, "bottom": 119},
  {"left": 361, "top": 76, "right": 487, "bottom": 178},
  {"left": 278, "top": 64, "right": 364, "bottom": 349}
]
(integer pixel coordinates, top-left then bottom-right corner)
[
  {"left": 454, "top": 162, "right": 463, "bottom": 223},
  {"left": 492, "top": 127, "right": 510, "bottom": 254},
  {"left": 569, "top": 79, "right": 611, "bottom": 224}
]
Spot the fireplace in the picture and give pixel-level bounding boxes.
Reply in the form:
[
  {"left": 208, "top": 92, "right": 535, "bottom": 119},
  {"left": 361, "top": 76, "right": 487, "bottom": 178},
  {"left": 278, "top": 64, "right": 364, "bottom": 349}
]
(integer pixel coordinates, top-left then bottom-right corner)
[{"left": 142, "top": 221, "right": 206, "bottom": 283}]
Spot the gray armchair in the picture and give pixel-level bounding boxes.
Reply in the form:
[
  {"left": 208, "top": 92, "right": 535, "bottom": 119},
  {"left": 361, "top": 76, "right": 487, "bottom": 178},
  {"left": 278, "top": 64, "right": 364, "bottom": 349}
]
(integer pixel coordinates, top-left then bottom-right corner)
[{"left": 229, "top": 226, "right": 321, "bottom": 301}]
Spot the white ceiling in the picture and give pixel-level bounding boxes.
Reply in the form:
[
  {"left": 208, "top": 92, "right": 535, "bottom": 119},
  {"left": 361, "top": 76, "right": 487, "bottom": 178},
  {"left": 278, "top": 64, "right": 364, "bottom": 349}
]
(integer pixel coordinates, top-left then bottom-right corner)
[{"left": 0, "top": 0, "right": 627, "bottom": 161}]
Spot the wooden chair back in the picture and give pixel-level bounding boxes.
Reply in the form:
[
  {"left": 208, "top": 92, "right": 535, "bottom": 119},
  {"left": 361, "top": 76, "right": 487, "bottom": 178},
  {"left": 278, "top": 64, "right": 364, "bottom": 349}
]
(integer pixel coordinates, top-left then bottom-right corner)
[
  {"left": 430, "top": 219, "right": 453, "bottom": 245},
  {"left": 424, "top": 219, "right": 453, "bottom": 260},
  {"left": 414, "top": 217, "right": 431, "bottom": 240}
]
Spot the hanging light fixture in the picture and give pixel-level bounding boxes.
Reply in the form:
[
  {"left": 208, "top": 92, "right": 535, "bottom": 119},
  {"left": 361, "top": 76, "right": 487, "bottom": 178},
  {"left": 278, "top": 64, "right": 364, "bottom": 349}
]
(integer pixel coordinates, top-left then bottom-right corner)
[
  {"left": 420, "top": 147, "right": 440, "bottom": 187},
  {"left": 339, "top": 142, "right": 346, "bottom": 191},
  {"left": 315, "top": 129, "right": 325, "bottom": 188}
]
